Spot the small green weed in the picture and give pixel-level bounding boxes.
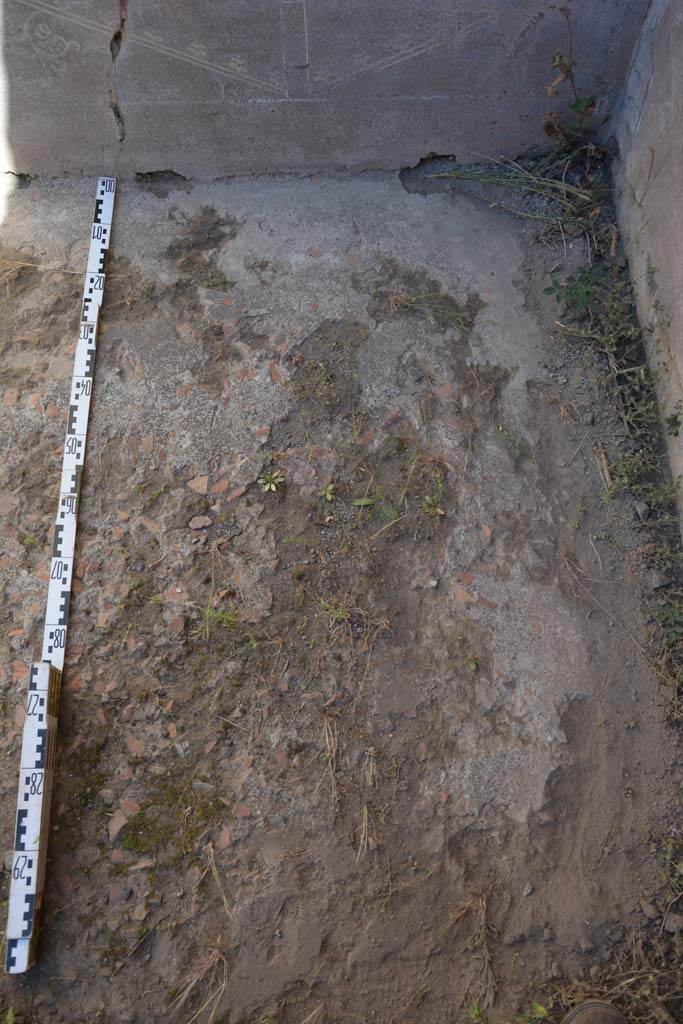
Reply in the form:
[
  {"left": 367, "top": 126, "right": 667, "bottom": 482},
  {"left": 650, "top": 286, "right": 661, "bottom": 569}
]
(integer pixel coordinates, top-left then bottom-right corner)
[
  {"left": 544, "top": 265, "right": 602, "bottom": 313},
  {"left": 258, "top": 467, "right": 284, "bottom": 493},
  {"left": 660, "top": 832, "right": 683, "bottom": 892},
  {"left": 571, "top": 497, "right": 587, "bottom": 530},
  {"left": 318, "top": 596, "right": 352, "bottom": 626},
  {"left": 647, "top": 543, "right": 683, "bottom": 571},
  {"left": 320, "top": 482, "right": 336, "bottom": 502},
  {"left": 654, "top": 592, "right": 683, "bottom": 651},
  {"left": 543, "top": 6, "right": 597, "bottom": 148},
  {"left": 652, "top": 591, "right": 683, "bottom": 719},
  {"left": 203, "top": 605, "right": 238, "bottom": 637},
  {"left": 421, "top": 465, "right": 446, "bottom": 518},
  {"left": 641, "top": 478, "right": 680, "bottom": 513},
  {"left": 422, "top": 493, "right": 445, "bottom": 518},
  {"left": 376, "top": 500, "right": 400, "bottom": 522},
  {"left": 518, "top": 1003, "right": 548, "bottom": 1024},
  {"left": 555, "top": 273, "right": 643, "bottom": 359},
  {"left": 665, "top": 399, "right": 682, "bottom": 437},
  {"left": 607, "top": 453, "right": 679, "bottom": 518},
  {"left": 499, "top": 424, "right": 528, "bottom": 459},
  {"left": 608, "top": 452, "right": 658, "bottom": 496}
]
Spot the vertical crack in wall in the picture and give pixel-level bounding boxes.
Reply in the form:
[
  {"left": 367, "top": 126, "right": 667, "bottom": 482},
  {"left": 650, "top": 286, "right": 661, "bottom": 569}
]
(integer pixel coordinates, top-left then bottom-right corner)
[{"left": 108, "top": 0, "right": 127, "bottom": 143}]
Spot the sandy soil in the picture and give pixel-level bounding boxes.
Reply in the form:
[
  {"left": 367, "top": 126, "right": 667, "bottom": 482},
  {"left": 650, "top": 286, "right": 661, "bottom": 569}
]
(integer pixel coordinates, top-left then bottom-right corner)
[{"left": 0, "top": 173, "right": 679, "bottom": 1023}]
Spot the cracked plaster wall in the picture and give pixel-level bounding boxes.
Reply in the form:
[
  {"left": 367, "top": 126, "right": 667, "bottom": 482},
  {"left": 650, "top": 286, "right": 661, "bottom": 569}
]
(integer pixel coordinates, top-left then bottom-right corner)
[{"left": 2, "top": 0, "right": 647, "bottom": 177}]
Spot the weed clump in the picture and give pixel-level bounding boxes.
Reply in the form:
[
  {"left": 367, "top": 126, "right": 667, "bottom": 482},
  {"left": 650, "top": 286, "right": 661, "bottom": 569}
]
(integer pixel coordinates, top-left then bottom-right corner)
[{"left": 359, "top": 257, "right": 483, "bottom": 336}]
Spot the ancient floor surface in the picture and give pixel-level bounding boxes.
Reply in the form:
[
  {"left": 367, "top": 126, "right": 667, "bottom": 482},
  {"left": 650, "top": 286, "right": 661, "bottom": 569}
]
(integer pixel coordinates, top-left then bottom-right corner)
[{"left": 0, "top": 174, "right": 679, "bottom": 1023}]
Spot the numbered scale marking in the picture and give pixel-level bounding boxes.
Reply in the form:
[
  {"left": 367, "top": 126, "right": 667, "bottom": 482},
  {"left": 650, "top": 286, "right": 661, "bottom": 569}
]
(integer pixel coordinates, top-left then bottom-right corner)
[{"left": 5, "top": 178, "right": 116, "bottom": 974}]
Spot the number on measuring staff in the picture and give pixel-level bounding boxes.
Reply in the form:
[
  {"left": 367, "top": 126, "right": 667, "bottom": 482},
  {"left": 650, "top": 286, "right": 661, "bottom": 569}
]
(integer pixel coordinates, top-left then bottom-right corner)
[{"left": 26, "top": 694, "right": 42, "bottom": 717}]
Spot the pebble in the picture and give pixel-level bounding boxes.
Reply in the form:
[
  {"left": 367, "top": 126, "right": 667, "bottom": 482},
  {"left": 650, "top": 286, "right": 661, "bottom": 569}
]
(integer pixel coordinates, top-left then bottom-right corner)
[
  {"left": 646, "top": 570, "right": 670, "bottom": 590},
  {"left": 189, "top": 515, "right": 212, "bottom": 529},
  {"left": 125, "top": 735, "right": 145, "bottom": 758},
  {"left": 217, "top": 826, "right": 232, "bottom": 850},
  {"left": 114, "top": 1007, "right": 138, "bottom": 1023},
  {"left": 130, "top": 858, "right": 155, "bottom": 872},
  {"left": 663, "top": 911, "right": 683, "bottom": 934},
  {"left": 188, "top": 475, "right": 209, "bottom": 494},
  {"left": 130, "top": 902, "right": 148, "bottom": 922},
  {"left": 639, "top": 899, "right": 659, "bottom": 920},
  {"left": 108, "top": 810, "right": 128, "bottom": 842},
  {"left": 634, "top": 500, "right": 650, "bottom": 521},
  {"left": 192, "top": 780, "right": 216, "bottom": 793}
]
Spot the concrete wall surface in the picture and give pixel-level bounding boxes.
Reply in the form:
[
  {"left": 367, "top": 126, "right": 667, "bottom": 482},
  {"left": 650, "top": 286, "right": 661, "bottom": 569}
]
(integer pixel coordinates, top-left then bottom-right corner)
[
  {"left": 612, "top": 0, "right": 683, "bottom": 498},
  {"left": 1, "top": 0, "right": 647, "bottom": 178}
]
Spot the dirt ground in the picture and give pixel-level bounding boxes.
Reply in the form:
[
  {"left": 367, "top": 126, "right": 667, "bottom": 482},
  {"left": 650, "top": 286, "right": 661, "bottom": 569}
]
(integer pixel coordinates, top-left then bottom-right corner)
[{"left": 0, "top": 172, "right": 680, "bottom": 1023}]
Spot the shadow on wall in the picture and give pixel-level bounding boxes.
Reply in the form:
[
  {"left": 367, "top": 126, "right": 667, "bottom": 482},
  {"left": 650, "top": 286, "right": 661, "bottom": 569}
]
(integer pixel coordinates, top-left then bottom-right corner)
[{"left": 0, "top": 0, "right": 649, "bottom": 180}]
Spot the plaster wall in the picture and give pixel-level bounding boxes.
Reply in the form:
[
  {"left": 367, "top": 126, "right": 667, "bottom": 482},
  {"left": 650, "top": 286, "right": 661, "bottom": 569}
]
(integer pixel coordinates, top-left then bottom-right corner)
[
  {"left": 1, "top": 1, "right": 646, "bottom": 178},
  {"left": 612, "top": 0, "right": 683, "bottom": 504}
]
